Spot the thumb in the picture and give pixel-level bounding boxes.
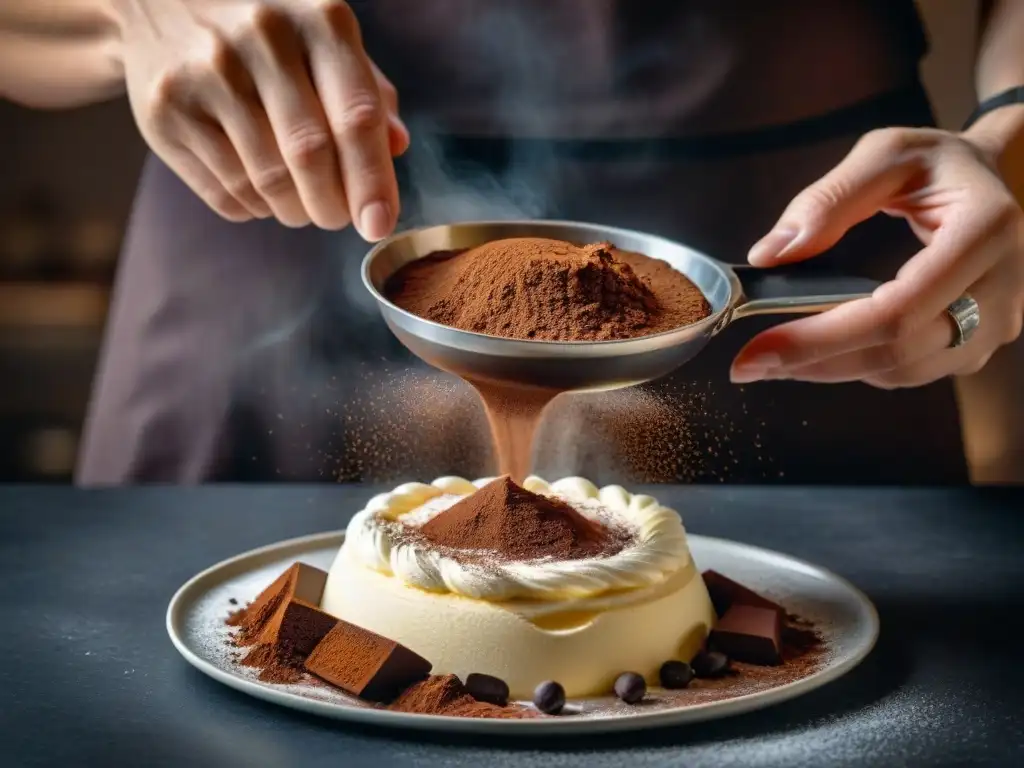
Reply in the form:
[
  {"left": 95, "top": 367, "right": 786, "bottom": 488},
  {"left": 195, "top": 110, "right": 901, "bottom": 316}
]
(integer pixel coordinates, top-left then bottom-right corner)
[{"left": 747, "top": 129, "right": 920, "bottom": 266}]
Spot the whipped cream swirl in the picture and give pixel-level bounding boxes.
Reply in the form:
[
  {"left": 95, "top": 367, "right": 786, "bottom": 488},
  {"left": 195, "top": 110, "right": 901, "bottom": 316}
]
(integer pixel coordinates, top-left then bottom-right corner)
[{"left": 343, "top": 475, "right": 692, "bottom": 602}]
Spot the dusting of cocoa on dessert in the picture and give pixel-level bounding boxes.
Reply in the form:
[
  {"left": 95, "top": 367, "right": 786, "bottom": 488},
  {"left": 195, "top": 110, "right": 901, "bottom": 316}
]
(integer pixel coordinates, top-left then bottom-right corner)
[
  {"left": 384, "top": 237, "right": 712, "bottom": 342},
  {"left": 412, "top": 476, "right": 632, "bottom": 563}
]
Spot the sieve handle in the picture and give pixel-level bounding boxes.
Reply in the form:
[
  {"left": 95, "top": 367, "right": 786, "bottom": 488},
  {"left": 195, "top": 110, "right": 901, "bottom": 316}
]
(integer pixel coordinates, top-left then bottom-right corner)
[{"left": 731, "top": 263, "right": 881, "bottom": 319}]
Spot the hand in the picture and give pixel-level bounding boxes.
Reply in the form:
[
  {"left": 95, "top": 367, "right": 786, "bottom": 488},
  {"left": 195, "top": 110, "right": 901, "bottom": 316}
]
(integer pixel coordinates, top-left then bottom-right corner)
[
  {"left": 111, "top": 0, "right": 409, "bottom": 238},
  {"left": 731, "top": 127, "right": 1024, "bottom": 388}
]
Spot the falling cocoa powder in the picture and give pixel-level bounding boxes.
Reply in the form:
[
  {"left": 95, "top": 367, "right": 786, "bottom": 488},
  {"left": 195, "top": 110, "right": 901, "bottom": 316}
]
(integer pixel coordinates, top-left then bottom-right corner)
[
  {"left": 385, "top": 237, "right": 711, "bottom": 342},
  {"left": 387, "top": 674, "right": 535, "bottom": 718},
  {"left": 383, "top": 236, "right": 713, "bottom": 480},
  {"left": 415, "top": 476, "right": 631, "bottom": 562},
  {"left": 470, "top": 381, "right": 558, "bottom": 483}
]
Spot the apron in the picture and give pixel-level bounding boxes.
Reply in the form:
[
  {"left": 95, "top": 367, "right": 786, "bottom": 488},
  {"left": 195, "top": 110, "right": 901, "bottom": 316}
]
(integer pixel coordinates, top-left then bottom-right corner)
[{"left": 76, "top": 1, "right": 968, "bottom": 485}]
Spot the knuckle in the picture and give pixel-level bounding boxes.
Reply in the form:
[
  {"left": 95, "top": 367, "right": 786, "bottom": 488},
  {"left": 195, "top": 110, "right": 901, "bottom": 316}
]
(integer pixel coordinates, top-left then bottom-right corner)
[
  {"left": 224, "top": 176, "right": 258, "bottom": 202},
  {"left": 874, "top": 339, "right": 916, "bottom": 371},
  {"left": 147, "top": 71, "right": 184, "bottom": 121},
  {"left": 280, "top": 124, "right": 335, "bottom": 168},
  {"left": 207, "top": 189, "right": 249, "bottom": 222},
  {"left": 1005, "top": 312, "right": 1024, "bottom": 345},
  {"left": 204, "top": 35, "right": 236, "bottom": 78},
  {"left": 879, "top": 308, "right": 917, "bottom": 343},
  {"left": 991, "top": 198, "right": 1024, "bottom": 233},
  {"left": 862, "top": 126, "right": 919, "bottom": 155},
  {"left": 334, "top": 96, "right": 385, "bottom": 135},
  {"left": 251, "top": 164, "right": 294, "bottom": 197},
  {"left": 960, "top": 353, "right": 992, "bottom": 376},
  {"left": 313, "top": 0, "right": 360, "bottom": 41},
  {"left": 235, "top": 5, "right": 291, "bottom": 56},
  {"left": 248, "top": 4, "right": 287, "bottom": 35},
  {"left": 865, "top": 373, "right": 901, "bottom": 391}
]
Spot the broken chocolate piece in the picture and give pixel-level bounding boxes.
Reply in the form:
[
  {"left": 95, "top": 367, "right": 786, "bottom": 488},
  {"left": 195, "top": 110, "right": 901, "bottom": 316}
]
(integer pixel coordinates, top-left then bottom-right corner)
[
  {"left": 709, "top": 604, "right": 783, "bottom": 665},
  {"left": 304, "top": 620, "right": 432, "bottom": 702},
  {"left": 227, "top": 562, "right": 330, "bottom": 648},
  {"left": 262, "top": 599, "right": 338, "bottom": 657},
  {"left": 702, "top": 570, "right": 782, "bottom": 617}
]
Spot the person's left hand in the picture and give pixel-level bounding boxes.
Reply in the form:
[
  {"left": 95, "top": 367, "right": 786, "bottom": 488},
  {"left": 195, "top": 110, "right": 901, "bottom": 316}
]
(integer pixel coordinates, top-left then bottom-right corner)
[{"left": 730, "top": 127, "right": 1024, "bottom": 388}]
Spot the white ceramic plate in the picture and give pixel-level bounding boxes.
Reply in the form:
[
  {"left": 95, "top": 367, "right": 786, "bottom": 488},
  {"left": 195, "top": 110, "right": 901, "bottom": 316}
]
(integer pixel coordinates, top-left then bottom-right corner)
[{"left": 167, "top": 532, "right": 878, "bottom": 735}]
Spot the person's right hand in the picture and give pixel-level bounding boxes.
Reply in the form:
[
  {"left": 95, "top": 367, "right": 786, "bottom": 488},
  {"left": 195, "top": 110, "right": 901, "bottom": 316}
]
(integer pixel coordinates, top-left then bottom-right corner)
[{"left": 110, "top": 0, "right": 408, "bottom": 239}]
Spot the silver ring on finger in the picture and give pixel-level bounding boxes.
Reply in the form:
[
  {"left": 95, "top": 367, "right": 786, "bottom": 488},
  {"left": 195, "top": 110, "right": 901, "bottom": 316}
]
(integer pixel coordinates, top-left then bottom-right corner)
[{"left": 946, "top": 294, "right": 981, "bottom": 348}]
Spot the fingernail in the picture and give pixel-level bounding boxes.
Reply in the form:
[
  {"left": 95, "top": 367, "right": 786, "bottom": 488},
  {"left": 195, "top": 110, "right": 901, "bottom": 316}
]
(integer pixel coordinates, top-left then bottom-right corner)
[
  {"left": 747, "top": 227, "right": 800, "bottom": 265},
  {"left": 730, "top": 352, "right": 784, "bottom": 383},
  {"left": 359, "top": 201, "right": 392, "bottom": 241}
]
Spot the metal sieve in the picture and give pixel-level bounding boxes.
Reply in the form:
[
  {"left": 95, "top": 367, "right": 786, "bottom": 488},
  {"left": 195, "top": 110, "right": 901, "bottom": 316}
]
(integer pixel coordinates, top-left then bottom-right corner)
[{"left": 361, "top": 220, "right": 879, "bottom": 392}]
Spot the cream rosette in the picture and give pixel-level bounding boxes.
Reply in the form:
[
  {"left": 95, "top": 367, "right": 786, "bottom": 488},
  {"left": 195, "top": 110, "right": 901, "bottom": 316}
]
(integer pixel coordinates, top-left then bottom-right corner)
[{"left": 343, "top": 475, "right": 692, "bottom": 602}]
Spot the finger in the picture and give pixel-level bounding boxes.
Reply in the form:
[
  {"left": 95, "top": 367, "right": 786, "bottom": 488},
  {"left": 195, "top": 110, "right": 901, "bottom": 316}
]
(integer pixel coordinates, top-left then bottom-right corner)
[
  {"left": 388, "top": 113, "right": 410, "bottom": 157},
  {"left": 304, "top": 3, "right": 399, "bottom": 241},
  {"left": 180, "top": 119, "right": 272, "bottom": 219},
  {"left": 733, "top": 209, "right": 1009, "bottom": 379},
  {"left": 161, "top": 146, "right": 253, "bottom": 223},
  {"left": 372, "top": 61, "right": 410, "bottom": 156},
  {"left": 193, "top": 30, "right": 310, "bottom": 227},
  {"left": 747, "top": 128, "right": 933, "bottom": 266},
  {"left": 771, "top": 312, "right": 959, "bottom": 383},
  {"left": 240, "top": 7, "right": 349, "bottom": 230}
]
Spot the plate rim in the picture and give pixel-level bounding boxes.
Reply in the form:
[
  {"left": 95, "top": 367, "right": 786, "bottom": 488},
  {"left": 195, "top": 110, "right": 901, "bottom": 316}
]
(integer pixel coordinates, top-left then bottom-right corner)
[{"left": 166, "top": 531, "right": 879, "bottom": 735}]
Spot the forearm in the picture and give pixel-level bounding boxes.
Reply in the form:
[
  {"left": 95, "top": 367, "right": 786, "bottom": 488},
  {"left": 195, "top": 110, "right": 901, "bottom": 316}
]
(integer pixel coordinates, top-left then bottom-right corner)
[
  {"left": 964, "top": 0, "right": 1024, "bottom": 198},
  {"left": 0, "top": 1, "right": 124, "bottom": 109}
]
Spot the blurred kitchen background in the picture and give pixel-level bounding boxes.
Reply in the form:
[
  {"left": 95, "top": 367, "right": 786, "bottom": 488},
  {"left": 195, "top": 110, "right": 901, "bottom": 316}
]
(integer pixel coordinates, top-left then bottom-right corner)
[{"left": 0, "top": 1, "right": 1019, "bottom": 483}]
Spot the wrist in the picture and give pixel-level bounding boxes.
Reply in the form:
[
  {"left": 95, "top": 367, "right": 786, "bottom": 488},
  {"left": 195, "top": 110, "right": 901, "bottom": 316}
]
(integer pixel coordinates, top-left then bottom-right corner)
[{"left": 961, "top": 103, "right": 1024, "bottom": 198}]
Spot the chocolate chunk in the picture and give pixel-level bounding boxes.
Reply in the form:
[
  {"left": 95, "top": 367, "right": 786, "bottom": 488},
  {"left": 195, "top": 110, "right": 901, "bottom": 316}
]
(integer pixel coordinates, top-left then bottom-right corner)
[
  {"left": 465, "top": 673, "right": 510, "bottom": 706},
  {"left": 709, "top": 604, "right": 783, "bottom": 665},
  {"left": 228, "top": 597, "right": 238, "bottom": 605},
  {"left": 263, "top": 599, "right": 338, "bottom": 657},
  {"left": 533, "top": 681, "right": 566, "bottom": 715},
  {"left": 702, "top": 570, "right": 782, "bottom": 617},
  {"left": 658, "top": 660, "right": 694, "bottom": 689},
  {"left": 226, "top": 562, "right": 330, "bottom": 645},
  {"left": 691, "top": 650, "right": 730, "bottom": 678},
  {"left": 304, "top": 620, "right": 432, "bottom": 702},
  {"left": 613, "top": 672, "right": 646, "bottom": 704}
]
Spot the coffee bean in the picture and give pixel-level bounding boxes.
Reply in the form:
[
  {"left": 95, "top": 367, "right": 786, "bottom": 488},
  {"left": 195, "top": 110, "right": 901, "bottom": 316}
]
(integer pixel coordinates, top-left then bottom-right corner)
[
  {"left": 692, "top": 650, "right": 730, "bottom": 678},
  {"left": 465, "top": 673, "right": 509, "bottom": 706},
  {"left": 659, "top": 660, "right": 694, "bottom": 689},
  {"left": 532, "top": 680, "right": 566, "bottom": 715},
  {"left": 613, "top": 672, "right": 646, "bottom": 704}
]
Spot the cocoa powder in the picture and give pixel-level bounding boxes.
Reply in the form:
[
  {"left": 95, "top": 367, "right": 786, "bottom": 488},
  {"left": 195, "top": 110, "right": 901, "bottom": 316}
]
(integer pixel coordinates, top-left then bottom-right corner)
[
  {"left": 385, "top": 237, "right": 711, "bottom": 342},
  {"left": 224, "top": 563, "right": 335, "bottom": 685},
  {"left": 415, "top": 476, "right": 631, "bottom": 562},
  {"left": 388, "top": 674, "right": 535, "bottom": 719},
  {"left": 383, "top": 237, "right": 713, "bottom": 480}
]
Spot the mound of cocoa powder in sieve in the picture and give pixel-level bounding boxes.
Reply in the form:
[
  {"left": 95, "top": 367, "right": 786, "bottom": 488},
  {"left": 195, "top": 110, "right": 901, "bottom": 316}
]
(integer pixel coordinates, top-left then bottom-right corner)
[
  {"left": 413, "top": 476, "right": 632, "bottom": 562},
  {"left": 384, "top": 237, "right": 712, "bottom": 341}
]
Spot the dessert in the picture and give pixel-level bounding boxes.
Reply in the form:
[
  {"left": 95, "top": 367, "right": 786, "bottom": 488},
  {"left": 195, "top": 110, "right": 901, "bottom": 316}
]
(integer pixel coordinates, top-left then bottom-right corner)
[
  {"left": 319, "top": 474, "right": 717, "bottom": 698},
  {"left": 220, "top": 478, "right": 828, "bottom": 720}
]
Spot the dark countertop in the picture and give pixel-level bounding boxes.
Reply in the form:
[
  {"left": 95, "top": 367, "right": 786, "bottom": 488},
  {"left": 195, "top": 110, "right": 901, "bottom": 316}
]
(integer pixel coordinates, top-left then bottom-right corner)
[{"left": 2, "top": 485, "right": 1022, "bottom": 768}]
